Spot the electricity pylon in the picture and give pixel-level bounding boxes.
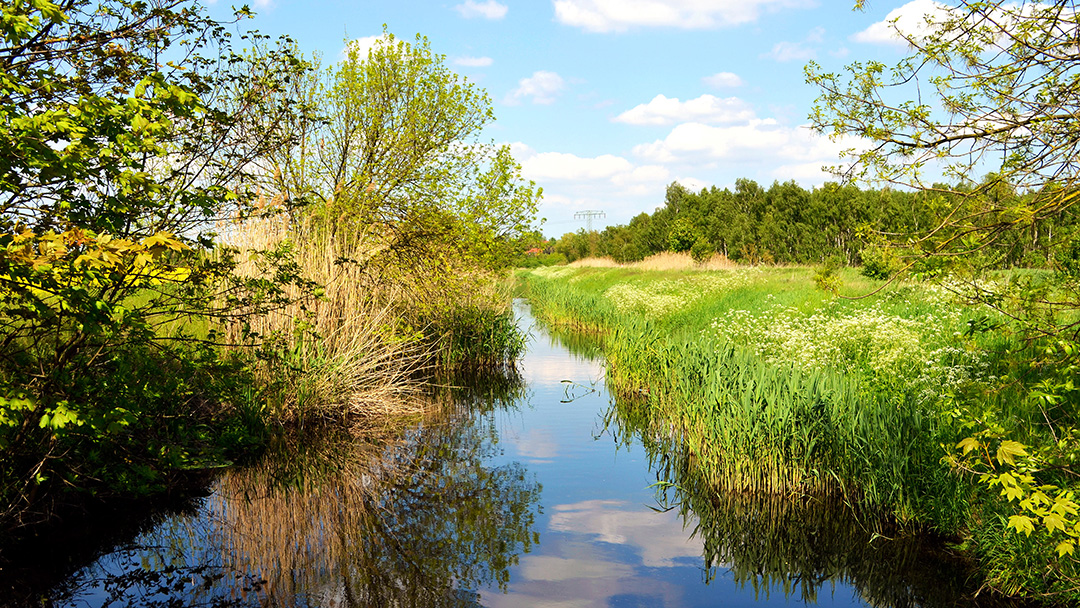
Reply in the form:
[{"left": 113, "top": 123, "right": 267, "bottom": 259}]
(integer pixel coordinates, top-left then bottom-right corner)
[{"left": 573, "top": 210, "right": 606, "bottom": 232}]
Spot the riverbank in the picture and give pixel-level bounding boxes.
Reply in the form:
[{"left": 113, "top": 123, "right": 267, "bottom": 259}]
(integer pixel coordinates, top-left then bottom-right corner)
[
  {"left": 517, "top": 257, "right": 1076, "bottom": 602},
  {"left": 12, "top": 299, "right": 1017, "bottom": 608}
]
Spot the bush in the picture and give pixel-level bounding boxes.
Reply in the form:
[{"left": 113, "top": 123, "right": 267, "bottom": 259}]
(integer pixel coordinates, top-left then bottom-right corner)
[
  {"left": 860, "top": 243, "right": 904, "bottom": 280},
  {"left": 690, "top": 237, "right": 715, "bottom": 264}
]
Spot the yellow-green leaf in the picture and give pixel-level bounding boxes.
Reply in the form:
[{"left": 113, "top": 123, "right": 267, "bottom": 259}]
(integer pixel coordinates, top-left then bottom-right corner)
[
  {"left": 1009, "top": 515, "right": 1035, "bottom": 536},
  {"left": 997, "top": 440, "right": 1028, "bottom": 466},
  {"left": 956, "top": 436, "right": 980, "bottom": 454},
  {"left": 1045, "top": 512, "right": 1067, "bottom": 534},
  {"left": 1056, "top": 540, "right": 1074, "bottom": 558}
]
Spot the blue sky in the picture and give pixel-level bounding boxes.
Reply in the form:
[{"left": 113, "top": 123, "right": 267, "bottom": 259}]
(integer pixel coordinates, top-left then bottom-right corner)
[{"left": 216, "top": 0, "right": 939, "bottom": 234}]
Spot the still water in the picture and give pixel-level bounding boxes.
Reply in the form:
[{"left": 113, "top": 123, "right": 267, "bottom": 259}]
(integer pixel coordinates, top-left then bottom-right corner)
[{"left": 34, "top": 300, "right": 990, "bottom": 607}]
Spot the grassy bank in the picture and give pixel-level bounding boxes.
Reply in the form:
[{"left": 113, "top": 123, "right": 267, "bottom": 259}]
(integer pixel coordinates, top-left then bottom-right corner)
[
  {"left": 0, "top": 213, "right": 526, "bottom": 545},
  {"left": 517, "top": 254, "right": 1079, "bottom": 601}
]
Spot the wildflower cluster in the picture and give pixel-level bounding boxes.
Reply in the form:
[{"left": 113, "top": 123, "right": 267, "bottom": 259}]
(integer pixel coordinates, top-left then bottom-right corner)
[
  {"left": 604, "top": 270, "right": 761, "bottom": 318},
  {"left": 707, "top": 299, "right": 990, "bottom": 397}
]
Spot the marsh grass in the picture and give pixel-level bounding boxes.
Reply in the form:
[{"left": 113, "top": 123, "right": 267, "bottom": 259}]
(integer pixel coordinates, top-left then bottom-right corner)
[
  {"left": 221, "top": 213, "right": 526, "bottom": 424},
  {"left": 568, "top": 251, "right": 738, "bottom": 271},
  {"left": 222, "top": 214, "right": 434, "bottom": 422},
  {"left": 519, "top": 265, "right": 996, "bottom": 530}
]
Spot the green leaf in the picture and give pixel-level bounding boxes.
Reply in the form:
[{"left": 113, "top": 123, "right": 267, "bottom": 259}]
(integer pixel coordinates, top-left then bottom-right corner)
[
  {"left": 996, "top": 440, "right": 1028, "bottom": 466},
  {"left": 956, "top": 436, "right": 980, "bottom": 454},
  {"left": 1008, "top": 515, "right": 1036, "bottom": 537}
]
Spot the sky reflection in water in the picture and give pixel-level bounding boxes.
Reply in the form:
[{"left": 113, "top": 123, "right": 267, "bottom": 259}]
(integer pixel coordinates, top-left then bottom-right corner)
[{"left": 37, "top": 300, "right": 988, "bottom": 608}]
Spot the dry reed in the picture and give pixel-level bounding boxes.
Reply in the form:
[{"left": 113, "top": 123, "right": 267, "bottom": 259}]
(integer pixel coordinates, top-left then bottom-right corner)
[
  {"left": 568, "top": 252, "right": 739, "bottom": 271},
  {"left": 221, "top": 211, "right": 432, "bottom": 421}
]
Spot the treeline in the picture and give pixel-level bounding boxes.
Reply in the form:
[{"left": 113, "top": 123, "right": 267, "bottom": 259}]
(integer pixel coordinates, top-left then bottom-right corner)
[{"left": 546, "top": 179, "right": 1077, "bottom": 269}]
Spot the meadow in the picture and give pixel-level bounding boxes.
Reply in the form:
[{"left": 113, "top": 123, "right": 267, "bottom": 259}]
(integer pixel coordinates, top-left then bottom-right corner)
[{"left": 517, "top": 254, "right": 1080, "bottom": 600}]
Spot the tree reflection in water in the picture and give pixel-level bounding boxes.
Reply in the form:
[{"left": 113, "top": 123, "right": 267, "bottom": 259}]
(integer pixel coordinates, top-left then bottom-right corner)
[
  {"left": 604, "top": 394, "right": 1008, "bottom": 608},
  {"left": 47, "top": 384, "right": 541, "bottom": 608}
]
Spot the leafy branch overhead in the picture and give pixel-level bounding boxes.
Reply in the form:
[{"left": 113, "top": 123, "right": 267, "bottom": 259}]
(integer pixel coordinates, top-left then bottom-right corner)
[{"left": 811, "top": 1, "right": 1080, "bottom": 591}]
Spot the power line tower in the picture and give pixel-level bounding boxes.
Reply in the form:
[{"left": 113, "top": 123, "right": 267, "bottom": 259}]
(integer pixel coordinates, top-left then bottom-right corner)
[{"left": 574, "top": 210, "right": 606, "bottom": 232}]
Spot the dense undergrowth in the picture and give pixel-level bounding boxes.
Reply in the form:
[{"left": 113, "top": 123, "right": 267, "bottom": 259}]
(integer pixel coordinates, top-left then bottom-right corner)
[
  {"left": 0, "top": 2, "right": 536, "bottom": 547},
  {"left": 518, "top": 257, "right": 1079, "bottom": 602}
]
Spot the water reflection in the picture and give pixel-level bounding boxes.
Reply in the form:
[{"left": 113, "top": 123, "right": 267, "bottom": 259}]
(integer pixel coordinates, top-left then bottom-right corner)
[
  {"left": 46, "top": 392, "right": 541, "bottom": 608},
  {"left": 19, "top": 300, "right": 1028, "bottom": 608},
  {"left": 605, "top": 396, "right": 998, "bottom": 608}
]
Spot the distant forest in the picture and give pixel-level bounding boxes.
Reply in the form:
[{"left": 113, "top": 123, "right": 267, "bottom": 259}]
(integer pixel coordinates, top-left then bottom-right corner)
[{"left": 536, "top": 179, "right": 1076, "bottom": 269}]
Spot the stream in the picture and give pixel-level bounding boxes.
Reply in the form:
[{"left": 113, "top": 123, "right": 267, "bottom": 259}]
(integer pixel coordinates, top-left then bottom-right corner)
[{"left": 17, "top": 300, "right": 1001, "bottom": 607}]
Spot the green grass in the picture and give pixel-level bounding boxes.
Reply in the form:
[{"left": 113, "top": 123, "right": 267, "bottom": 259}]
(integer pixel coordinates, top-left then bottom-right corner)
[{"left": 518, "top": 265, "right": 999, "bottom": 532}]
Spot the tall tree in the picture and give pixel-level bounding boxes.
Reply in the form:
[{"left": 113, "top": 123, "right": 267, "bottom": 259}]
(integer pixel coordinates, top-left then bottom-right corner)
[
  {"left": 267, "top": 32, "right": 540, "bottom": 275},
  {"left": 808, "top": 1, "right": 1080, "bottom": 594}
]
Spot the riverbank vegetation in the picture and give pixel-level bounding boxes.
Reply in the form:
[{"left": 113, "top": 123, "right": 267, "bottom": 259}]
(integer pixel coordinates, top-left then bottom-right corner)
[
  {"left": 0, "top": 1, "right": 537, "bottom": 542},
  {"left": 518, "top": 258, "right": 1077, "bottom": 601}
]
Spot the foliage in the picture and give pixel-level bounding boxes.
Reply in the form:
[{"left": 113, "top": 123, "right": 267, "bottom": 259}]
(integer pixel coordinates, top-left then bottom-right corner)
[
  {"left": 667, "top": 217, "right": 699, "bottom": 253},
  {"left": 813, "top": 255, "right": 844, "bottom": 293},
  {"left": 265, "top": 30, "right": 541, "bottom": 274},
  {"left": 690, "top": 236, "right": 714, "bottom": 264},
  {"left": 0, "top": 0, "right": 320, "bottom": 527},
  {"left": 859, "top": 241, "right": 904, "bottom": 281},
  {"left": 808, "top": 1, "right": 1080, "bottom": 597}
]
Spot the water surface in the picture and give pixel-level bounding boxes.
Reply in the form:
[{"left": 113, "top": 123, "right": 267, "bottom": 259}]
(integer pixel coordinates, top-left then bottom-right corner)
[{"left": 32, "top": 300, "right": 993, "bottom": 607}]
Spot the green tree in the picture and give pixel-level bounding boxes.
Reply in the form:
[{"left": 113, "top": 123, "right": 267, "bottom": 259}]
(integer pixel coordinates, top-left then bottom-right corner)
[
  {"left": 808, "top": 1, "right": 1080, "bottom": 596},
  {"left": 0, "top": 0, "right": 310, "bottom": 527},
  {"left": 267, "top": 31, "right": 540, "bottom": 274}
]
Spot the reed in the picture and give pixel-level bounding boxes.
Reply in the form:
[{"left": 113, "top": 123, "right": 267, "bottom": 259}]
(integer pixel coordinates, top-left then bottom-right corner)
[
  {"left": 518, "top": 265, "right": 985, "bottom": 532},
  {"left": 200, "top": 399, "right": 540, "bottom": 605},
  {"left": 220, "top": 214, "right": 430, "bottom": 422}
]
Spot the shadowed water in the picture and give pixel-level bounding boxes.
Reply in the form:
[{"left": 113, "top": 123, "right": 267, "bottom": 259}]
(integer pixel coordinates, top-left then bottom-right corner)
[{"left": 15, "top": 300, "right": 1012, "bottom": 607}]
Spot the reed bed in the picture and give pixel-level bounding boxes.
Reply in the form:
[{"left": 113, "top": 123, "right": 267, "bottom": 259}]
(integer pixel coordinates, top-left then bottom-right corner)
[
  {"left": 221, "top": 213, "right": 435, "bottom": 422},
  {"left": 518, "top": 265, "right": 987, "bottom": 531},
  {"left": 567, "top": 251, "right": 738, "bottom": 271}
]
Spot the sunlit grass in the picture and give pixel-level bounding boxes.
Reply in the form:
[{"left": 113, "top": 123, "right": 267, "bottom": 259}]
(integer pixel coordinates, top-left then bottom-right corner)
[{"left": 518, "top": 264, "right": 1002, "bottom": 531}]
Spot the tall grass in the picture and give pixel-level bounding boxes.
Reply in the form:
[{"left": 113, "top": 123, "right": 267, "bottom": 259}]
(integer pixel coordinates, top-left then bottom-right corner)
[
  {"left": 222, "top": 213, "right": 433, "bottom": 422},
  {"left": 518, "top": 266, "right": 990, "bottom": 531}
]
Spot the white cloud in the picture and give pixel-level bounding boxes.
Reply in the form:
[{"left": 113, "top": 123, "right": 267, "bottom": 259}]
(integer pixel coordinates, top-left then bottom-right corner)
[
  {"left": 548, "top": 500, "right": 701, "bottom": 568},
  {"left": 454, "top": 0, "right": 508, "bottom": 19},
  {"left": 453, "top": 55, "right": 494, "bottom": 67},
  {"left": 763, "top": 40, "right": 817, "bottom": 61},
  {"left": 341, "top": 35, "right": 385, "bottom": 62},
  {"left": 613, "top": 94, "right": 755, "bottom": 126},
  {"left": 771, "top": 161, "right": 837, "bottom": 183},
  {"left": 553, "top": 0, "right": 815, "bottom": 32},
  {"left": 523, "top": 152, "right": 634, "bottom": 181},
  {"left": 702, "top": 72, "right": 744, "bottom": 88},
  {"left": 852, "top": 0, "right": 950, "bottom": 45},
  {"left": 632, "top": 120, "right": 859, "bottom": 166},
  {"left": 506, "top": 71, "right": 566, "bottom": 105},
  {"left": 763, "top": 26, "right": 825, "bottom": 62}
]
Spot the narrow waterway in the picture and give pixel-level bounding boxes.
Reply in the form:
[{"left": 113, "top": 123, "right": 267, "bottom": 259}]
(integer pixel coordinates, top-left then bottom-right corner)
[{"left": 28, "top": 300, "right": 995, "bottom": 607}]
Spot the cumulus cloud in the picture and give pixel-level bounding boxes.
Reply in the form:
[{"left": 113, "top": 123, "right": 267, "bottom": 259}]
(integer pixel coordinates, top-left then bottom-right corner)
[
  {"left": 454, "top": 0, "right": 508, "bottom": 19},
  {"left": 613, "top": 94, "right": 755, "bottom": 126},
  {"left": 506, "top": 71, "right": 566, "bottom": 105},
  {"left": 453, "top": 55, "right": 494, "bottom": 67},
  {"left": 553, "top": 0, "right": 814, "bottom": 33},
  {"left": 702, "top": 71, "right": 744, "bottom": 88},
  {"left": 513, "top": 144, "right": 671, "bottom": 207},
  {"left": 852, "top": 0, "right": 950, "bottom": 45},
  {"left": 522, "top": 152, "right": 634, "bottom": 181},
  {"left": 632, "top": 120, "right": 859, "bottom": 167}
]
